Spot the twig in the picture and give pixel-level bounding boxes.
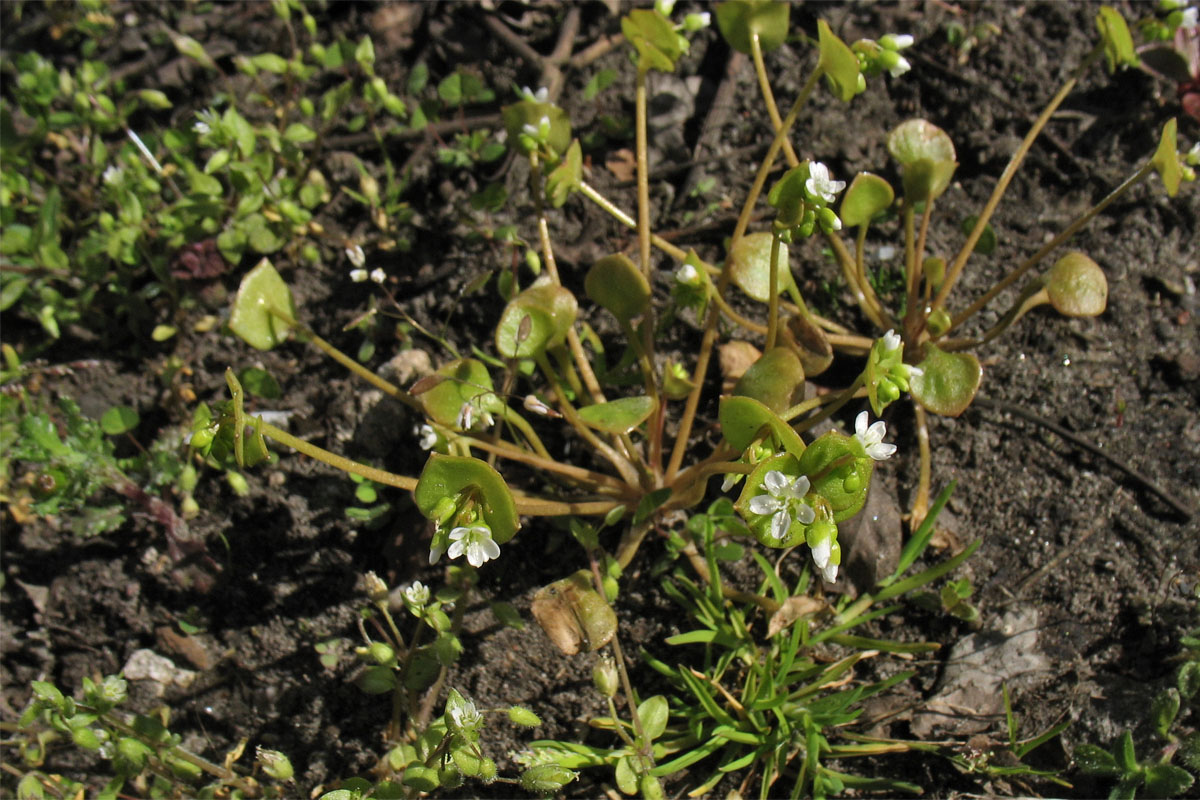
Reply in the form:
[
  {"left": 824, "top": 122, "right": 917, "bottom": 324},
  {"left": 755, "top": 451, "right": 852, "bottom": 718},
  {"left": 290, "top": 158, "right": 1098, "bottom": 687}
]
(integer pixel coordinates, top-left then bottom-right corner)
[{"left": 972, "top": 396, "right": 1194, "bottom": 520}]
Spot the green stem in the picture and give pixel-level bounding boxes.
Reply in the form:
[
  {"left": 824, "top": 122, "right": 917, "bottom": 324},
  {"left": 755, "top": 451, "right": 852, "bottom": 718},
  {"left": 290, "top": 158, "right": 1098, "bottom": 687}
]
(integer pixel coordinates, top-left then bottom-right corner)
[
  {"left": 766, "top": 231, "right": 783, "bottom": 350},
  {"left": 750, "top": 32, "right": 800, "bottom": 168},
  {"left": 246, "top": 416, "right": 418, "bottom": 491},
  {"left": 945, "top": 159, "right": 1155, "bottom": 334},
  {"left": 929, "top": 42, "right": 1105, "bottom": 316},
  {"left": 787, "top": 377, "right": 866, "bottom": 434}
]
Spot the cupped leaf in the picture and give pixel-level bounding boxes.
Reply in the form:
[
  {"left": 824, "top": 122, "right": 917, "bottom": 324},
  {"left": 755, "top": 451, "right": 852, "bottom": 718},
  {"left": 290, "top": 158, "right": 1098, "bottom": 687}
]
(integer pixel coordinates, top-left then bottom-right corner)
[
  {"left": 796, "top": 431, "right": 872, "bottom": 522},
  {"left": 735, "top": 452, "right": 808, "bottom": 548},
  {"left": 578, "top": 395, "right": 656, "bottom": 434},
  {"left": 733, "top": 347, "right": 805, "bottom": 414},
  {"left": 530, "top": 570, "right": 617, "bottom": 655},
  {"left": 622, "top": 8, "right": 686, "bottom": 73},
  {"left": 1096, "top": 6, "right": 1138, "bottom": 74},
  {"left": 818, "top": 20, "right": 862, "bottom": 103},
  {"left": 1151, "top": 117, "right": 1181, "bottom": 198},
  {"left": 1046, "top": 251, "right": 1107, "bottom": 317},
  {"left": 728, "top": 231, "right": 793, "bottom": 303},
  {"left": 714, "top": 1, "right": 789, "bottom": 55},
  {"left": 495, "top": 282, "right": 578, "bottom": 359},
  {"left": 719, "top": 395, "right": 805, "bottom": 458},
  {"left": 585, "top": 254, "right": 650, "bottom": 322},
  {"left": 910, "top": 342, "right": 982, "bottom": 417},
  {"left": 887, "top": 119, "right": 957, "bottom": 201},
  {"left": 414, "top": 454, "right": 519, "bottom": 544},
  {"left": 637, "top": 696, "right": 669, "bottom": 742},
  {"left": 228, "top": 259, "right": 297, "bottom": 350},
  {"left": 840, "top": 172, "right": 895, "bottom": 227},
  {"left": 420, "top": 359, "right": 497, "bottom": 428},
  {"left": 100, "top": 405, "right": 139, "bottom": 435},
  {"left": 502, "top": 102, "right": 572, "bottom": 157}
]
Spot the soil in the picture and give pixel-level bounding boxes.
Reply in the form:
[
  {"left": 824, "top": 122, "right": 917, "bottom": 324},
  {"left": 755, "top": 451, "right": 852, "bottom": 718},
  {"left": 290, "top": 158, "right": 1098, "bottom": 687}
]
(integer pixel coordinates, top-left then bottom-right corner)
[{"left": 2, "top": 2, "right": 1198, "bottom": 798}]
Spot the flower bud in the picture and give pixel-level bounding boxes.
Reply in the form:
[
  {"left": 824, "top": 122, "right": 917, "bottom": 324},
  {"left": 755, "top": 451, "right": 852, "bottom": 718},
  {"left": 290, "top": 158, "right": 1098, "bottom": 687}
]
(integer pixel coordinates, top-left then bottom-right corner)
[
  {"left": 364, "top": 571, "right": 389, "bottom": 603},
  {"left": 256, "top": 747, "right": 294, "bottom": 781},
  {"left": 593, "top": 654, "right": 619, "bottom": 698}
]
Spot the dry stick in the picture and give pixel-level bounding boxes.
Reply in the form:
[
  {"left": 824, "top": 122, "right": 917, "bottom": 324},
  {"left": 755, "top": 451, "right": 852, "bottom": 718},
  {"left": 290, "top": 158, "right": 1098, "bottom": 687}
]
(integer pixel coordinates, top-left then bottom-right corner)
[{"left": 972, "top": 396, "right": 1194, "bottom": 520}]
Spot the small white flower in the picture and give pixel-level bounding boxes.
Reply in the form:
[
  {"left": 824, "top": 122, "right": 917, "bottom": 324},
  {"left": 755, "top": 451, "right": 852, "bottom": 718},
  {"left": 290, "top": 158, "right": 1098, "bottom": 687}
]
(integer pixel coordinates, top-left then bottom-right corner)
[
  {"left": 193, "top": 120, "right": 211, "bottom": 135},
  {"left": 417, "top": 424, "right": 438, "bottom": 450},
  {"left": 448, "top": 696, "right": 483, "bottom": 730},
  {"left": 877, "top": 244, "right": 898, "bottom": 261},
  {"left": 456, "top": 400, "right": 494, "bottom": 431},
  {"left": 429, "top": 542, "right": 445, "bottom": 565},
  {"left": 810, "top": 534, "right": 832, "bottom": 570},
  {"left": 1181, "top": 7, "right": 1198, "bottom": 28},
  {"left": 854, "top": 411, "right": 896, "bottom": 461},
  {"left": 721, "top": 473, "right": 742, "bottom": 492},
  {"left": 369, "top": 267, "right": 386, "bottom": 284},
  {"left": 519, "top": 86, "right": 549, "bottom": 103},
  {"left": 102, "top": 165, "right": 123, "bottom": 185},
  {"left": 683, "top": 11, "right": 711, "bottom": 31},
  {"left": 675, "top": 263, "right": 700, "bottom": 285},
  {"left": 884, "top": 34, "right": 914, "bottom": 50},
  {"left": 404, "top": 580, "right": 430, "bottom": 606},
  {"left": 447, "top": 525, "right": 501, "bottom": 568},
  {"left": 345, "top": 245, "right": 366, "bottom": 268},
  {"left": 749, "top": 470, "right": 815, "bottom": 542},
  {"left": 820, "top": 561, "right": 839, "bottom": 582},
  {"left": 523, "top": 394, "right": 555, "bottom": 417},
  {"left": 805, "top": 162, "right": 846, "bottom": 203},
  {"left": 655, "top": 0, "right": 677, "bottom": 16},
  {"left": 889, "top": 55, "right": 912, "bottom": 78},
  {"left": 349, "top": 268, "right": 368, "bottom": 283},
  {"left": 881, "top": 329, "right": 902, "bottom": 352},
  {"left": 906, "top": 364, "right": 924, "bottom": 378}
]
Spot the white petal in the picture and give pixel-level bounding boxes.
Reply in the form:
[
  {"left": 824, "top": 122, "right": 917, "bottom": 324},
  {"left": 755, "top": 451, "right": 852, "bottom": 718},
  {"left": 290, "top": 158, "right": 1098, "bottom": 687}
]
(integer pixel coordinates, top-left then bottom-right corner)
[
  {"left": 763, "top": 470, "right": 789, "bottom": 496},
  {"left": 466, "top": 543, "right": 485, "bottom": 568},
  {"left": 784, "top": 475, "right": 811, "bottom": 500},
  {"left": 448, "top": 526, "right": 470, "bottom": 542},
  {"left": 447, "top": 539, "right": 467, "bottom": 560},
  {"left": 821, "top": 562, "right": 839, "bottom": 582},
  {"left": 750, "top": 495, "right": 782, "bottom": 515},
  {"left": 889, "top": 56, "right": 911, "bottom": 78},
  {"left": 882, "top": 329, "right": 901, "bottom": 352},
  {"left": 428, "top": 545, "right": 444, "bottom": 565},
  {"left": 865, "top": 420, "right": 887, "bottom": 445},
  {"left": 350, "top": 269, "right": 368, "bottom": 283},
  {"left": 892, "top": 34, "right": 914, "bottom": 49},
  {"left": 810, "top": 536, "right": 831, "bottom": 569},
  {"left": 855, "top": 411, "right": 870, "bottom": 437},
  {"left": 795, "top": 503, "right": 816, "bottom": 525},
  {"left": 866, "top": 441, "right": 897, "bottom": 461},
  {"left": 770, "top": 509, "right": 791, "bottom": 541}
]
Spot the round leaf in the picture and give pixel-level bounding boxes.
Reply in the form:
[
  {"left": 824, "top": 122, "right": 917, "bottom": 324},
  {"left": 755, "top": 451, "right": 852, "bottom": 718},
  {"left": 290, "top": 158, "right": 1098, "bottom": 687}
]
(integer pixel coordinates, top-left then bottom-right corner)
[
  {"left": 784, "top": 313, "right": 833, "bottom": 377},
  {"left": 577, "top": 395, "right": 656, "bottom": 434},
  {"left": 637, "top": 695, "right": 669, "bottom": 742},
  {"left": 887, "top": 119, "right": 956, "bottom": 166},
  {"left": 495, "top": 283, "right": 577, "bottom": 359},
  {"left": 733, "top": 347, "right": 804, "bottom": 414},
  {"left": 585, "top": 254, "right": 650, "bottom": 322},
  {"left": 1046, "top": 252, "right": 1107, "bottom": 317},
  {"left": 420, "top": 359, "right": 497, "bottom": 427},
  {"left": 796, "top": 431, "right": 872, "bottom": 522},
  {"left": 728, "top": 231, "right": 793, "bottom": 303},
  {"left": 840, "top": 172, "right": 895, "bottom": 227},
  {"left": 414, "top": 454, "right": 519, "bottom": 544},
  {"left": 622, "top": 8, "right": 685, "bottom": 73},
  {"left": 910, "top": 343, "right": 982, "bottom": 417},
  {"left": 228, "top": 259, "right": 297, "bottom": 350},
  {"left": 719, "top": 395, "right": 806, "bottom": 457},
  {"left": 100, "top": 405, "right": 139, "bottom": 435},
  {"left": 714, "top": 1, "right": 790, "bottom": 55}
]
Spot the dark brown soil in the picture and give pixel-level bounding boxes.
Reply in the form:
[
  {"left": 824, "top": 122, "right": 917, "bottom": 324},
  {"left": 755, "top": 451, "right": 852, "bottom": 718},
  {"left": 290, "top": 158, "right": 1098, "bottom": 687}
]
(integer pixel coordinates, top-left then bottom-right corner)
[{"left": 2, "top": 2, "right": 1197, "bottom": 798}]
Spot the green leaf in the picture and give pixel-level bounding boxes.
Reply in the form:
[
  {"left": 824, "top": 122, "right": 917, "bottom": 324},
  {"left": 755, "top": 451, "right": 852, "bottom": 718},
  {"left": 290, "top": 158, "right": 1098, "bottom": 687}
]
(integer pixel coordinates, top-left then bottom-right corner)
[
  {"left": 840, "top": 172, "right": 894, "bottom": 227},
  {"left": 546, "top": 140, "right": 582, "bottom": 208},
  {"left": 817, "top": 20, "right": 862, "bottom": 103},
  {"left": 1143, "top": 764, "right": 1192, "bottom": 798},
  {"left": 251, "top": 53, "right": 289, "bottom": 73},
  {"left": 438, "top": 73, "right": 463, "bottom": 105},
  {"left": 283, "top": 122, "right": 317, "bottom": 144},
  {"left": 520, "top": 764, "right": 577, "bottom": 795},
  {"left": 733, "top": 347, "right": 805, "bottom": 415},
  {"left": 1150, "top": 689, "right": 1180, "bottom": 739},
  {"left": 1116, "top": 729, "right": 1139, "bottom": 773},
  {"left": 796, "top": 430, "right": 873, "bottom": 521},
  {"left": 1178, "top": 733, "right": 1200, "bottom": 772},
  {"left": 100, "top": 405, "right": 139, "bottom": 435},
  {"left": 508, "top": 706, "right": 541, "bottom": 727},
  {"left": 728, "top": 231, "right": 793, "bottom": 303},
  {"left": 490, "top": 601, "right": 525, "bottom": 630},
  {"left": 585, "top": 254, "right": 650, "bottom": 323},
  {"left": 714, "top": 1, "right": 790, "bottom": 55},
  {"left": 228, "top": 259, "right": 297, "bottom": 350},
  {"left": 414, "top": 454, "right": 519, "bottom": 544},
  {"left": 637, "top": 695, "right": 669, "bottom": 742},
  {"left": 1096, "top": 6, "right": 1138, "bottom": 73},
  {"left": 578, "top": 396, "right": 656, "bottom": 435},
  {"left": 718, "top": 395, "right": 806, "bottom": 457},
  {"left": 354, "top": 36, "right": 375, "bottom": 74},
  {"left": 961, "top": 214, "right": 997, "bottom": 255},
  {"left": 622, "top": 8, "right": 686, "bottom": 74},
  {"left": 495, "top": 283, "right": 578, "bottom": 359},
  {"left": 418, "top": 358, "right": 498, "bottom": 428},
  {"left": 1151, "top": 118, "right": 1181, "bottom": 197},
  {"left": 583, "top": 68, "right": 617, "bottom": 101},
  {"left": 887, "top": 119, "right": 957, "bottom": 202},
  {"left": 172, "top": 34, "right": 216, "bottom": 70},
  {"left": 634, "top": 487, "right": 672, "bottom": 525},
  {"left": 1178, "top": 660, "right": 1200, "bottom": 700},
  {"left": 1046, "top": 251, "right": 1107, "bottom": 317},
  {"left": 910, "top": 343, "right": 981, "bottom": 417},
  {"left": 137, "top": 89, "right": 172, "bottom": 109}
]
